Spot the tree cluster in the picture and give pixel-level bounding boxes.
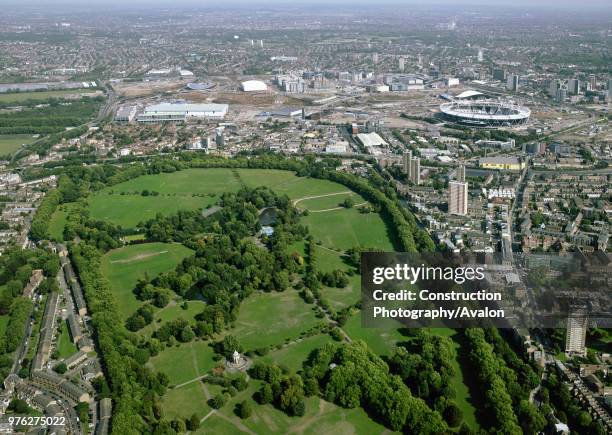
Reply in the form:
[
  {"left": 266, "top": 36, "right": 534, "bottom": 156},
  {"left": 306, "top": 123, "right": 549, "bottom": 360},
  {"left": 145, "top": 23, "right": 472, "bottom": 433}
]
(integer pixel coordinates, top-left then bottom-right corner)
[
  {"left": 303, "top": 341, "right": 447, "bottom": 433},
  {"left": 462, "top": 328, "right": 521, "bottom": 433},
  {"left": 251, "top": 362, "right": 306, "bottom": 416}
]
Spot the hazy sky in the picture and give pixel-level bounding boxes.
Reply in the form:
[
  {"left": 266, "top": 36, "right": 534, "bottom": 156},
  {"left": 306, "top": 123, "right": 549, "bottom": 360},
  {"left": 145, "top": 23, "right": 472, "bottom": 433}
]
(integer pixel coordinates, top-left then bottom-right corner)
[
  {"left": 4, "top": 0, "right": 611, "bottom": 7},
  {"left": 1, "top": 0, "right": 611, "bottom": 16}
]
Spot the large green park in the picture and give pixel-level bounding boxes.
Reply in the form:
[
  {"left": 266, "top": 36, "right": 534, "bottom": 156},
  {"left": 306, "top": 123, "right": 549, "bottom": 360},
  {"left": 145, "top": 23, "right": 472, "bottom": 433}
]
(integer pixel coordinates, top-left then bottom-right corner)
[{"left": 66, "top": 166, "right": 481, "bottom": 433}]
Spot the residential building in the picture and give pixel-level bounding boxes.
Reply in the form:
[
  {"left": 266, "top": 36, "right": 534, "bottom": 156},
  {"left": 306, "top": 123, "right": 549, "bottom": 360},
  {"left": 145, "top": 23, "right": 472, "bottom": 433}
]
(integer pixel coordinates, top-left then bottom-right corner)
[{"left": 448, "top": 181, "right": 468, "bottom": 215}]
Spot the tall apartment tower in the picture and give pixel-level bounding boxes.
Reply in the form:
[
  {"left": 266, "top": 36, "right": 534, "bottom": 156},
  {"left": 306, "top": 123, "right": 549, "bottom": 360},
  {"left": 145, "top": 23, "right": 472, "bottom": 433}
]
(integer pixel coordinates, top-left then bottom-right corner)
[
  {"left": 506, "top": 74, "right": 519, "bottom": 92},
  {"left": 448, "top": 181, "right": 468, "bottom": 216},
  {"left": 456, "top": 164, "right": 466, "bottom": 182},
  {"left": 372, "top": 53, "right": 379, "bottom": 64},
  {"left": 215, "top": 127, "right": 225, "bottom": 147},
  {"left": 568, "top": 79, "right": 580, "bottom": 95},
  {"left": 402, "top": 150, "right": 412, "bottom": 176},
  {"left": 565, "top": 307, "right": 588, "bottom": 357},
  {"left": 409, "top": 157, "right": 420, "bottom": 185},
  {"left": 398, "top": 57, "right": 405, "bottom": 72},
  {"left": 493, "top": 68, "right": 506, "bottom": 82},
  {"left": 548, "top": 80, "right": 560, "bottom": 98}
]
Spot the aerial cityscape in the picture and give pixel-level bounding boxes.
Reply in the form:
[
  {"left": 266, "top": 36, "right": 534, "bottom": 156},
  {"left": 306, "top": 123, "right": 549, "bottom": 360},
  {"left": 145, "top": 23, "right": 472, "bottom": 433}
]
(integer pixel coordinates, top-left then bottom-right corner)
[{"left": 0, "top": 1, "right": 610, "bottom": 434}]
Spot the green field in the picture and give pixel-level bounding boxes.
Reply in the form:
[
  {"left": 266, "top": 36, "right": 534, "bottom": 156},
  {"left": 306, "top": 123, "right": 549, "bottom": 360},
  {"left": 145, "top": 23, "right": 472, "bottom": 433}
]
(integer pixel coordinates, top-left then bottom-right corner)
[
  {"left": 342, "top": 312, "right": 405, "bottom": 356},
  {"left": 88, "top": 169, "right": 391, "bottom": 240},
  {"left": 229, "top": 290, "right": 321, "bottom": 351},
  {"left": 161, "top": 381, "right": 216, "bottom": 421},
  {"left": 0, "top": 134, "right": 37, "bottom": 155},
  {"left": 89, "top": 168, "right": 242, "bottom": 228},
  {"left": 91, "top": 167, "right": 479, "bottom": 432},
  {"left": 303, "top": 207, "right": 395, "bottom": 251},
  {"left": 194, "top": 381, "right": 391, "bottom": 435},
  {"left": 57, "top": 319, "right": 78, "bottom": 359},
  {"left": 99, "top": 242, "right": 193, "bottom": 320},
  {"left": 296, "top": 191, "right": 367, "bottom": 211},
  {"left": 140, "top": 300, "right": 207, "bottom": 337},
  {"left": 148, "top": 340, "right": 217, "bottom": 386},
  {"left": 48, "top": 203, "right": 79, "bottom": 241},
  {"left": 259, "top": 333, "right": 332, "bottom": 372},
  {"left": 236, "top": 169, "right": 351, "bottom": 199},
  {"left": 0, "top": 89, "right": 98, "bottom": 103}
]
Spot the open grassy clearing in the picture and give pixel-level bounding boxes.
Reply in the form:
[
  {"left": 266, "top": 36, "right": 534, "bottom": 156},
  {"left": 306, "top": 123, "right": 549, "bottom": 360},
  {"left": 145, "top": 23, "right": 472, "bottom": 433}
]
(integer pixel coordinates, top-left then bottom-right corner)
[
  {"left": 195, "top": 380, "right": 391, "bottom": 435},
  {"left": 303, "top": 207, "right": 396, "bottom": 251},
  {"left": 0, "top": 89, "right": 98, "bottom": 103},
  {"left": 48, "top": 203, "right": 79, "bottom": 241},
  {"left": 259, "top": 333, "right": 332, "bottom": 373},
  {"left": 235, "top": 169, "right": 351, "bottom": 200},
  {"left": 288, "top": 242, "right": 359, "bottom": 309},
  {"left": 323, "top": 273, "right": 361, "bottom": 311},
  {"left": 88, "top": 168, "right": 242, "bottom": 228},
  {"left": 161, "top": 380, "right": 216, "bottom": 421},
  {"left": 230, "top": 290, "right": 321, "bottom": 351},
  {"left": 148, "top": 340, "right": 216, "bottom": 386},
  {"left": 297, "top": 191, "right": 367, "bottom": 211},
  {"left": 139, "top": 300, "right": 206, "bottom": 337},
  {"left": 56, "top": 319, "right": 78, "bottom": 359},
  {"left": 0, "top": 134, "right": 37, "bottom": 155},
  {"left": 99, "top": 242, "right": 193, "bottom": 320},
  {"left": 342, "top": 311, "right": 405, "bottom": 356}
]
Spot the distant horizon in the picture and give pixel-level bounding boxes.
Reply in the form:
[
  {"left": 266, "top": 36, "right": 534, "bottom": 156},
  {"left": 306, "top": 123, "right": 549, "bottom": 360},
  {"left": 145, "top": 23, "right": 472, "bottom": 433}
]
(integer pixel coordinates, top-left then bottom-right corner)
[{"left": 2, "top": 0, "right": 612, "bottom": 12}]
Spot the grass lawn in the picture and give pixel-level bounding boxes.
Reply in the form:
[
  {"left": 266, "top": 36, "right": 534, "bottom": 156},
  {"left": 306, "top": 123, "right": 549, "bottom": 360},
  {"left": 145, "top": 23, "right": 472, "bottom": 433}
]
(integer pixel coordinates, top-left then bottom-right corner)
[
  {"left": 296, "top": 191, "right": 367, "bottom": 211},
  {"left": 48, "top": 203, "right": 79, "bottom": 241},
  {"left": 140, "top": 300, "right": 206, "bottom": 337},
  {"left": 322, "top": 274, "right": 361, "bottom": 311},
  {"left": 56, "top": 319, "right": 78, "bottom": 359},
  {"left": 0, "top": 134, "right": 37, "bottom": 155},
  {"left": 148, "top": 340, "right": 217, "bottom": 386},
  {"left": 99, "top": 242, "right": 193, "bottom": 320},
  {"left": 161, "top": 380, "right": 218, "bottom": 421},
  {"left": 230, "top": 290, "right": 321, "bottom": 351},
  {"left": 236, "top": 168, "right": 359, "bottom": 201},
  {"left": 88, "top": 168, "right": 242, "bottom": 228},
  {"left": 429, "top": 328, "right": 480, "bottom": 431},
  {"left": 195, "top": 379, "right": 391, "bottom": 435},
  {"left": 303, "top": 207, "right": 396, "bottom": 252},
  {"left": 0, "top": 89, "right": 98, "bottom": 103},
  {"left": 342, "top": 311, "right": 405, "bottom": 356},
  {"left": 259, "top": 333, "right": 332, "bottom": 373}
]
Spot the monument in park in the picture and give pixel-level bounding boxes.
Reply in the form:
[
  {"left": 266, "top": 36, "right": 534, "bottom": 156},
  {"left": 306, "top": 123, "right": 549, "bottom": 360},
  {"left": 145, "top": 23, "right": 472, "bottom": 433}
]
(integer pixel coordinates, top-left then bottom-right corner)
[{"left": 225, "top": 349, "right": 249, "bottom": 372}]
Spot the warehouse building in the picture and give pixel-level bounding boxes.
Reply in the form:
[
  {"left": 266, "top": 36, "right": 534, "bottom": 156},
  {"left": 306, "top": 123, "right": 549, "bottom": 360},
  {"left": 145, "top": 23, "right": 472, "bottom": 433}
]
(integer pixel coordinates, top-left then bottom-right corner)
[
  {"left": 115, "top": 106, "right": 137, "bottom": 123},
  {"left": 240, "top": 80, "right": 267, "bottom": 92},
  {"left": 137, "top": 103, "right": 228, "bottom": 124},
  {"left": 479, "top": 156, "right": 525, "bottom": 171}
]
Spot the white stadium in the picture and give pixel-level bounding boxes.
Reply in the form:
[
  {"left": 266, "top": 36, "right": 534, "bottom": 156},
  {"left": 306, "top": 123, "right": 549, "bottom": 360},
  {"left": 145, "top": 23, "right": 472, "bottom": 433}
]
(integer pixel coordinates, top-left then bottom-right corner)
[
  {"left": 240, "top": 80, "right": 267, "bottom": 92},
  {"left": 439, "top": 100, "right": 530, "bottom": 127}
]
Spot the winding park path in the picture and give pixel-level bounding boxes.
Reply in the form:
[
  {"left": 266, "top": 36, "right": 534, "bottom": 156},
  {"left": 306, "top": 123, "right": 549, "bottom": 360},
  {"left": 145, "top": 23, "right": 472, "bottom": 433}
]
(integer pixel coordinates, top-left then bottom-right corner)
[
  {"left": 292, "top": 191, "right": 352, "bottom": 207},
  {"left": 293, "top": 191, "right": 369, "bottom": 213},
  {"left": 307, "top": 201, "right": 368, "bottom": 213}
]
